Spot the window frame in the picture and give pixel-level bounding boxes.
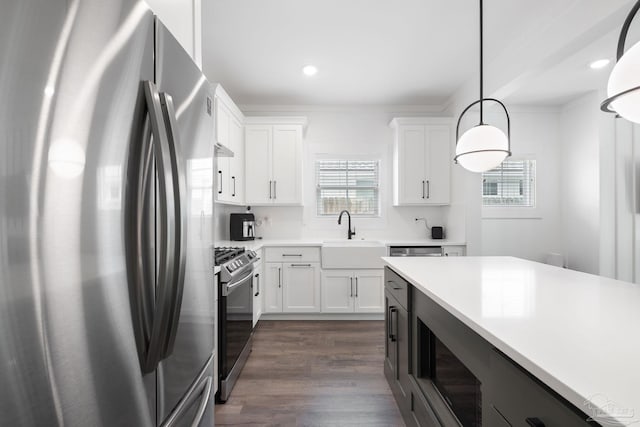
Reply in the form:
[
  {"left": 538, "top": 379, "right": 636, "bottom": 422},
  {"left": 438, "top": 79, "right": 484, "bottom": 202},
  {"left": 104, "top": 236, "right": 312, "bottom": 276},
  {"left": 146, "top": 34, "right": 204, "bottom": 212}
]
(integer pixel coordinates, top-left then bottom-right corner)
[
  {"left": 481, "top": 157, "right": 540, "bottom": 219},
  {"left": 315, "top": 159, "right": 381, "bottom": 218}
]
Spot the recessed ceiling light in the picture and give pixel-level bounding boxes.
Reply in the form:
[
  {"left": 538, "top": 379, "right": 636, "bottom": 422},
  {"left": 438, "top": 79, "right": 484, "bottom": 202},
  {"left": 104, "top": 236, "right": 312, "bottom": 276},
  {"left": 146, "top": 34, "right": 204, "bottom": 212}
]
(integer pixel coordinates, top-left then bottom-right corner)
[
  {"left": 589, "top": 59, "right": 610, "bottom": 69},
  {"left": 302, "top": 65, "right": 318, "bottom": 76}
]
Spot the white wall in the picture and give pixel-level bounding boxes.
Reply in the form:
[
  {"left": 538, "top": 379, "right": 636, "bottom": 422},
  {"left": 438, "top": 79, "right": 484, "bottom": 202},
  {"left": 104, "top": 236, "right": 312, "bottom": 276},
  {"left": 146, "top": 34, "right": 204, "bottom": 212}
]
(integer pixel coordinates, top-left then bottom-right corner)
[
  {"left": 444, "top": 87, "right": 564, "bottom": 261},
  {"left": 480, "top": 108, "right": 563, "bottom": 262},
  {"left": 215, "top": 106, "right": 464, "bottom": 242},
  {"left": 559, "top": 92, "right": 601, "bottom": 274},
  {"left": 215, "top": 104, "right": 565, "bottom": 266},
  {"left": 144, "top": 0, "right": 202, "bottom": 66}
]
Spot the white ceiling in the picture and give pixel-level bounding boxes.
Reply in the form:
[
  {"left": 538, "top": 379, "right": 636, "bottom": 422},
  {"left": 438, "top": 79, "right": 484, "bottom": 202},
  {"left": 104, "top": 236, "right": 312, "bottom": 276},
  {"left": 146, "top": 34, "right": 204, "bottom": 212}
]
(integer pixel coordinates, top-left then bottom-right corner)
[{"left": 202, "top": 0, "right": 636, "bottom": 106}]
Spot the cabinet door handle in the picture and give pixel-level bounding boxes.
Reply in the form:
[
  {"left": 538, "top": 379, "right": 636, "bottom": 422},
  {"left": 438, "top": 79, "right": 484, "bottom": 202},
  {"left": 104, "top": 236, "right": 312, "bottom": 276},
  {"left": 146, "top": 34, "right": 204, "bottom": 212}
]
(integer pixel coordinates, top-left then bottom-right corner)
[
  {"left": 422, "top": 180, "right": 425, "bottom": 199},
  {"left": 389, "top": 307, "right": 397, "bottom": 342},
  {"left": 525, "top": 418, "right": 545, "bottom": 427},
  {"left": 218, "top": 170, "right": 222, "bottom": 194},
  {"left": 350, "top": 277, "right": 354, "bottom": 297},
  {"left": 393, "top": 308, "right": 398, "bottom": 342},
  {"left": 232, "top": 176, "right": 236, "bottom": 197},
  {"left": 355, "top": 277, "right": 358, "bottom": 297},
  {"left": 269, "top": 180, "right": 272, "bottom": 199},
  {"left": 426, "top": 180, "right": 430, "bottom": 199},
  {"left": 254, "top": 273, "right": 260, "bottom": 297},
  {"left": 273, "top": 180, "right": 277, "bottom": 199},
  {"left": 290, "top": 263, "right": 311, "bottom": 268},
  {"left": 278, "top": 267, "right": 282, "bottom": 288}
]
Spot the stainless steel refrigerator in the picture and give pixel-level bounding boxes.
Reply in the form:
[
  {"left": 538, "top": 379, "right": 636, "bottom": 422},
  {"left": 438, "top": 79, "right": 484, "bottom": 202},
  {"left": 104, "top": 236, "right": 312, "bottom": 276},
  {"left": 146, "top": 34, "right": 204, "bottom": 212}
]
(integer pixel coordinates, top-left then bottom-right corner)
[{"left": 0, "top": 0, "right": 216, "bottom": 425}]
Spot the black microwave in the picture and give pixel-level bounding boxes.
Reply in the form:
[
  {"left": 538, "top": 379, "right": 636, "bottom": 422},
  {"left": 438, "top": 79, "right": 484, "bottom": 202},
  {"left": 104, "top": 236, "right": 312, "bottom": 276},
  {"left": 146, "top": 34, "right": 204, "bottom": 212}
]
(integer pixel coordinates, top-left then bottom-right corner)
[{"left": 416, "top": 320, "right": 482, "bottom": 427}]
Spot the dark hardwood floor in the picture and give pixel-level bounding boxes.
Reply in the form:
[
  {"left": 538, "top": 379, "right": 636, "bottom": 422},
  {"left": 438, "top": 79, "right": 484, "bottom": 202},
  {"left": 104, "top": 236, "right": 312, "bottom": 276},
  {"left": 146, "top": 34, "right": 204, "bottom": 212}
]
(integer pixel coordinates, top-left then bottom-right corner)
[{"left": 215, "top": 320, "right": 405, "bottom": 426}]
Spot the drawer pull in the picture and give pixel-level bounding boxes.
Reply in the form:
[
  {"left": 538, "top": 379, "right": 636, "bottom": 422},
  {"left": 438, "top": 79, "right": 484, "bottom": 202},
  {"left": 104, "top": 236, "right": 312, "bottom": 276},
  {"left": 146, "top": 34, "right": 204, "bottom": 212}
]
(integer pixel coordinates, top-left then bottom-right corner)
[
  {"left": 525, "top": 418, "right": 545, "bottom": 427},
  {"left": 386, "top": 280, "right": 403, "bottom": 290},
  {"left": 282, "top": 254, "right": 302, "bottom": 257},
  {"left": 290, "top": 263, "right": 311, "bottom": 268}
]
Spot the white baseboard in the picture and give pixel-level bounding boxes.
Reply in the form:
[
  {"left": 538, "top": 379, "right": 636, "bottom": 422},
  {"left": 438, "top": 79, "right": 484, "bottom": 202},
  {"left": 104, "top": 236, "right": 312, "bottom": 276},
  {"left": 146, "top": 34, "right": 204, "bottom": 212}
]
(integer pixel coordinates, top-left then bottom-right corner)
[{"left": 259, "top": 313, "right": 384, "bottom": 321}]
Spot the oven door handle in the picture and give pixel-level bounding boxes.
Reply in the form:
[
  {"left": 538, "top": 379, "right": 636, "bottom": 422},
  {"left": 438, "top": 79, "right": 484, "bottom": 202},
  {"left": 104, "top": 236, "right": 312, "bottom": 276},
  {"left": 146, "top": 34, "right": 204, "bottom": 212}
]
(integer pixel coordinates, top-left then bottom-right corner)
[{"left": 223, "top": 270, "right": 254, "bottom": 296}]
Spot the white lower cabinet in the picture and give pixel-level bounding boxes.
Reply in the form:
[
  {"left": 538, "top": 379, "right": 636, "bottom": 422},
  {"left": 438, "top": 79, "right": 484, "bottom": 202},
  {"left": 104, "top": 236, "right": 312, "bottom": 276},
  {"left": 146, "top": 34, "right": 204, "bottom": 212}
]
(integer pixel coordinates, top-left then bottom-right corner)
[
  {"left": 321, "top": 271, "right": 354, "bottom": 313},
  {"left": 263, "top": 261, "right": 321, "bottom": 313},
  {"left": 282, "top": 263, "right": 321, "bottom": 312},
  {"left": 263, "top": 262, "right": 283, "bottom": 313},
  {"left": 321, "top": 269, "right": 384, "bottom": 313}
]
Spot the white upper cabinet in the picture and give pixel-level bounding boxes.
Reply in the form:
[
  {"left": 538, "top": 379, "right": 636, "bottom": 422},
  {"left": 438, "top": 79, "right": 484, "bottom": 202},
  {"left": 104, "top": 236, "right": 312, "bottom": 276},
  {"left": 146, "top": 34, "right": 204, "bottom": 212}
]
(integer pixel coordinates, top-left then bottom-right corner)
[
  {"left": 245, "top": 126, "right": 272, "bottom": 204},
  {"left": 391, "top": 117, "right": 452, "bottom": 206},
  {"left": 229, "top": 117, "right": 244, "bottom": 202},
  {"left": 244, "top": 117, "right": 307, "bottom": 206},
  {"left": 271, "top": 125, "right": 301, "bottom": 204},
  {"left": 214, "top": 84, "right": 245, "bottom": 205}
]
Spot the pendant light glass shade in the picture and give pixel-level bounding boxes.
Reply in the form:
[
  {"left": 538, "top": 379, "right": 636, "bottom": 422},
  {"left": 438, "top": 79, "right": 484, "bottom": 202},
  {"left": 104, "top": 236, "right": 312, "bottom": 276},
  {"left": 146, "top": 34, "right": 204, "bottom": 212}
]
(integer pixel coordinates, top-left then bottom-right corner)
[
  {"left": 602, "top": 0, "right": 640, "bottom": 121},
  {"left": 606, "top": 40, "right": 640, "bottom": 122},
  {"left": 454, "top": 0, "right": 511, "bottom": 173},
  {"left": 455, "top": 124, "right": 509, "bottom": 173}
]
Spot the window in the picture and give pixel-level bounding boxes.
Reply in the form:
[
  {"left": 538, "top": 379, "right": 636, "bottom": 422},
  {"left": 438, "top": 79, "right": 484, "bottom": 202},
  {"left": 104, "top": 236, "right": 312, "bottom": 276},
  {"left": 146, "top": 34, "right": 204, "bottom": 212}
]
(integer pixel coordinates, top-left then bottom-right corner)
[
  {"left": 482, "top": 159, "right": 536, "bottom": 207},
  {"left": 316, "top": 160, "right": 379, "bottom": 216}
]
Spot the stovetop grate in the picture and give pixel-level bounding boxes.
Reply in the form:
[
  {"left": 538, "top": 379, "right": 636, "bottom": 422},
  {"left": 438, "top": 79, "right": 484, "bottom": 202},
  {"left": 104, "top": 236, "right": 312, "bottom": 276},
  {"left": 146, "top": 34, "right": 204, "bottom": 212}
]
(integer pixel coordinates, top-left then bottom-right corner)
[{"left": 214, "top": 247, "right": 245, "bottom": 265}]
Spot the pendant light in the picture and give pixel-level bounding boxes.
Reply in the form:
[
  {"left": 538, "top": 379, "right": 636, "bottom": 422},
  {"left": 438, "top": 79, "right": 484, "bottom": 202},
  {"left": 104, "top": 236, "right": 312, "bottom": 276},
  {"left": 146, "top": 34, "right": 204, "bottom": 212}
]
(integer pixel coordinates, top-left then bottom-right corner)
[
  {"left": 454, "top": 0, "right": 511, "bottom": 173},
  {"left": 601, "top": 0, "right": 640, "bottom": 122}
]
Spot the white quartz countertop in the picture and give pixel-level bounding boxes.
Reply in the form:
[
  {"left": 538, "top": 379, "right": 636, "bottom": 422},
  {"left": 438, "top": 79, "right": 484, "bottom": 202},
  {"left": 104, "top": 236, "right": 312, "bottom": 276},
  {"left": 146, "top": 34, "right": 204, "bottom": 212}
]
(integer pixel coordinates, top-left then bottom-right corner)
[
  {"left": 215, "top": 238, "right": 466, "bottom": 252},
  {"left": 382, "top": 256, "right": 640, "bottom": 426}
]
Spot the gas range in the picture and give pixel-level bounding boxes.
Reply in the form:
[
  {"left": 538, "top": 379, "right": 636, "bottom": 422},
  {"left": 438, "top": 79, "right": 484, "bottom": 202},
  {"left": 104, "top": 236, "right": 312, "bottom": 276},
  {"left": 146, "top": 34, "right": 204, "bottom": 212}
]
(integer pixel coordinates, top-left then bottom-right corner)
[
  {"left": 214, "top": 245, "right": 258, "bottom": 403},
  {"left": 214, "top": 247, "right": 258, "bottom": 283}
]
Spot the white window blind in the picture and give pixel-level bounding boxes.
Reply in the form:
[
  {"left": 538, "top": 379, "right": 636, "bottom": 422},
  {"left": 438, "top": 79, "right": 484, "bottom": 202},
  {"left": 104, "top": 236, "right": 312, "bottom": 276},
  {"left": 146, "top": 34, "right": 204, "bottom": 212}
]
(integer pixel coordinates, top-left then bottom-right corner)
[
  {"left": 482, "top": 159, "right": 536, "bottom": 207},
  {"left": 316, "top": 160, "right": 379, "bottom": 216}
]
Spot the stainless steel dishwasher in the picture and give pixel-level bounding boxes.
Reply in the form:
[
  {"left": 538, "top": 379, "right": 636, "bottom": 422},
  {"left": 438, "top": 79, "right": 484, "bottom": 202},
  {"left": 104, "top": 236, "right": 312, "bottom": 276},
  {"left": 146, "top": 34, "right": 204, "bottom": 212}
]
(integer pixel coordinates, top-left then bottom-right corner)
[{"left": 389, "top": 246, "right": 443, "bottom": 257}]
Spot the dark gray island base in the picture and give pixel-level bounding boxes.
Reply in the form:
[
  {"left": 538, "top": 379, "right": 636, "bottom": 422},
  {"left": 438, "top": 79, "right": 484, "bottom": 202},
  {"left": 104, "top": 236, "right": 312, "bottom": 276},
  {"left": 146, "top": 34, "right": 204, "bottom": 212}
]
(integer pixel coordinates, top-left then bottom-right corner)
[{"left": 384, "top": 266, "right": 599, "bottom": 427}]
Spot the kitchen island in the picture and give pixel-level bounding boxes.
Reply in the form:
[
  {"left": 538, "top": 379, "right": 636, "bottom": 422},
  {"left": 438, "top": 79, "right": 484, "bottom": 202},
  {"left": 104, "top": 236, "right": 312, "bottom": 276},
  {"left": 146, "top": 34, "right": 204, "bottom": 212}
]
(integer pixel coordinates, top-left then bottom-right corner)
[{"left": 382, "top": 256, "right": 640, "bottom": 427}]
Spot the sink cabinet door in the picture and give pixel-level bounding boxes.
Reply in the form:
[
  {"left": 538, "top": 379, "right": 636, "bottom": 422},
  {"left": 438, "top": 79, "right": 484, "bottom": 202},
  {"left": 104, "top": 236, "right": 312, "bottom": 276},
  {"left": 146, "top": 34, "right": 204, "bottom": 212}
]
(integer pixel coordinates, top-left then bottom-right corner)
[
  {"left": 354, "top": 269, "right": 384, "bottom": 313},
  {"left": 321, "top": 270, "right": 355, "bottom": 313},
  {"left": 282, "top": 262, "right": 321, "bottom": 313},
  {"left": 263, "top": 262, "right": 283, "bottom": 313}
]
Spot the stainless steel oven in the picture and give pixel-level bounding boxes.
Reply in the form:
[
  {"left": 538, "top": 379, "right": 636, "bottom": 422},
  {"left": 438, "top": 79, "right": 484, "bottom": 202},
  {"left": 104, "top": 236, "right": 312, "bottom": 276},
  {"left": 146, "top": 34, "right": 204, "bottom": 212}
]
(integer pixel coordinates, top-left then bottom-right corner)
[{"left": 215, "top": 248, "right": 258, "bottom": 402}]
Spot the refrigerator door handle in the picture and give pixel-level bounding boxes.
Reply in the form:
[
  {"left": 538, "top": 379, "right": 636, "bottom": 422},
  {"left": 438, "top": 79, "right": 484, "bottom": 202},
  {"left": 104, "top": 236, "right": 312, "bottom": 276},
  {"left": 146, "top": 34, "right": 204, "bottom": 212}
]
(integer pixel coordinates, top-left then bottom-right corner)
[
  {"left": 160, "top": 375, "right": 213, "bottom": 427},
  {"left": 159, "top": 92, "right": 187, "bottom": 360},
  {"left": 125, "top": 86, "right": 156, "bottom": 373},
  {"left": 128, "top": 81, "right": 177, "bottom": 374}
]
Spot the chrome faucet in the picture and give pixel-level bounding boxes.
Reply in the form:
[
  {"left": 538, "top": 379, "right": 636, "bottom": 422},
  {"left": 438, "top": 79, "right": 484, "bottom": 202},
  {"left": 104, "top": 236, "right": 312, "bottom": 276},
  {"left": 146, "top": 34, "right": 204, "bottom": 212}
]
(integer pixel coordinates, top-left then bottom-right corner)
[{"left": 338, "top": 210, "right": 356, "bottom": 240}]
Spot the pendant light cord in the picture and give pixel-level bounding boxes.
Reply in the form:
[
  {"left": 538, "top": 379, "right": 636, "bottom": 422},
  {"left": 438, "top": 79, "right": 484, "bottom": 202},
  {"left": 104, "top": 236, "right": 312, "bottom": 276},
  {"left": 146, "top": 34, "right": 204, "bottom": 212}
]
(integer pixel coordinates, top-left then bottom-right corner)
[{"left": 479, "top": 0, "right": 484, "bottom": 124}]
